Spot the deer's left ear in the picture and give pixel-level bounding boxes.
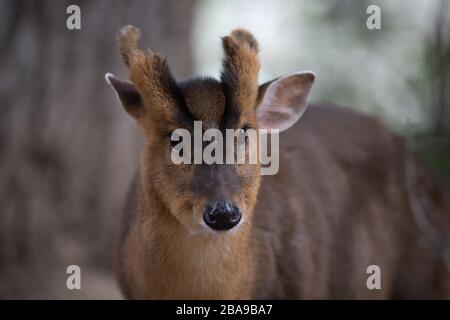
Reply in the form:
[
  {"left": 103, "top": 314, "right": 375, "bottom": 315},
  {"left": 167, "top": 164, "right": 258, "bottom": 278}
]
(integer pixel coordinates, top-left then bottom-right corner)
[
  {"left": 105, "top": 73, "right": 143, "bottom": 119},
  {"left": 256, "top": 71, "right": 315, "bottom": 132}
]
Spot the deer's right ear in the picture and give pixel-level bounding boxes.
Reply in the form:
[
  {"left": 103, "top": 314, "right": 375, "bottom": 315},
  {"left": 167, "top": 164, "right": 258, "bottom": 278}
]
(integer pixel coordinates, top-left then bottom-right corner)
[{"left": 105, "top": 73, "right": 143, "bottom": 118}]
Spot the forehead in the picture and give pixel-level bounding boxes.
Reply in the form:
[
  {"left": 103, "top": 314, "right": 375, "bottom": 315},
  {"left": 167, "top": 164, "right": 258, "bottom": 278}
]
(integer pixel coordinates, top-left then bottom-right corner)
[{"left": 178, "top": 78, "right": 226, "bottom": 128}]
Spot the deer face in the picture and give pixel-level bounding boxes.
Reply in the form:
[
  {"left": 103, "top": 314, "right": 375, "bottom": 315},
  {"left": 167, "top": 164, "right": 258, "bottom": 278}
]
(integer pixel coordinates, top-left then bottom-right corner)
[{"left": 106, "top": 26, "right": 315, "bottom": 234}]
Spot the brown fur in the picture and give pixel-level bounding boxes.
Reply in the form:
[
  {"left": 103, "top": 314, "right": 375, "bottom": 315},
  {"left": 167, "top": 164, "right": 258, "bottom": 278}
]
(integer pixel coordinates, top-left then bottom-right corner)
[
  {"left": 221, "top": 29, "right": 260, "bottom": 117},
  {"left": 111, "top": 27, "right": 450, "bottom": 299},
  {"left": 117, "top": 25, "right": 185, "bottom": 129}
]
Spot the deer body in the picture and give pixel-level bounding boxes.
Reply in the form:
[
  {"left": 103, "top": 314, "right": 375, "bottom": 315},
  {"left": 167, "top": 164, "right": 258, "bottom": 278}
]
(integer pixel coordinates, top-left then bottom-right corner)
[
  {"left": 107, "top": 26, "right": 450, "bottom": 299},
  {"left": 115, "top": 104, "right": 450, "bottom": 299}
]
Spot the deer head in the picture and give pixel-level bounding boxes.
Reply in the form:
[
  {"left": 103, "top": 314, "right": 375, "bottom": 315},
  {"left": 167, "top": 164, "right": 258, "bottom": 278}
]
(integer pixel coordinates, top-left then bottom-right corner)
[{"left": 106, "top": 25, "right": 315, "bottom": 234}]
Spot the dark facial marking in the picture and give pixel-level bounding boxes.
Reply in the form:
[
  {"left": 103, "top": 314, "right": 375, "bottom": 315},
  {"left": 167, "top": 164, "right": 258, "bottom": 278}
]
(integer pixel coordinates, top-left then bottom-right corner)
[
  {"left": 178, "top": 77, "right": 225, "bottom": 127},
  {"left": 220, "top": 81, "right": 242, "bottom": 130},
  {"left": 191, "top": 163, "right": 244, "bottom": 200}
]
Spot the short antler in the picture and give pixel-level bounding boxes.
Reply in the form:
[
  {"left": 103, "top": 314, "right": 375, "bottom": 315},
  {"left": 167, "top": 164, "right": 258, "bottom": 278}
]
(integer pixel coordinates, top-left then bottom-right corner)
[
  {"left": 116, "top": 25, "right": 182, "bottom": 115},
  {"left": 117, "top": 25, "right": 141, "bottom": 67},
  {"left": 221, "top": 29, "right": 261, "bottom": 110}
]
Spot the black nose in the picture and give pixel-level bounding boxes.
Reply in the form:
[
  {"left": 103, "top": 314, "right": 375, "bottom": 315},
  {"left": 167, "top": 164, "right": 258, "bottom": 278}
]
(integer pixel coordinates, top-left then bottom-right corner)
[{"left": 203, "top": 200, "right": 242, "bottom": 231}]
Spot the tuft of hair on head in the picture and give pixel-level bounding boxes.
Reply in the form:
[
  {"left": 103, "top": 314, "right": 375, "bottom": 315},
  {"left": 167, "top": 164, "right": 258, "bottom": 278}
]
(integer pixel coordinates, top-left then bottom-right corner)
[{"left": 221, "top": 28, "right": 261, "bottom": 111}]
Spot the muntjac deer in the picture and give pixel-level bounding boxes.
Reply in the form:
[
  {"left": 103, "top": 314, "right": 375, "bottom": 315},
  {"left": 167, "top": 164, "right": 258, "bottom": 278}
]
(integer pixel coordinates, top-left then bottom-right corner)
[{"left": 106, "top": 25, "right": 450, "bottom": 299}]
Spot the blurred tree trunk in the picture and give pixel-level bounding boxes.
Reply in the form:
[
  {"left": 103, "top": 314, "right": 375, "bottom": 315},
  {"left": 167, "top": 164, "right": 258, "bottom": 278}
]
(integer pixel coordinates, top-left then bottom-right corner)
[{"left": 0, "top": 0, "right": 196, "bottom": 298}]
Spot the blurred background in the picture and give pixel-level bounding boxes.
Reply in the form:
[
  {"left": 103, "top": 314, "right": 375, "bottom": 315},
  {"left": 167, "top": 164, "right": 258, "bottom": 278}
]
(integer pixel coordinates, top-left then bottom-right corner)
[{"left": 0, "top": 0, "right": 448, "bottom": 299}]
